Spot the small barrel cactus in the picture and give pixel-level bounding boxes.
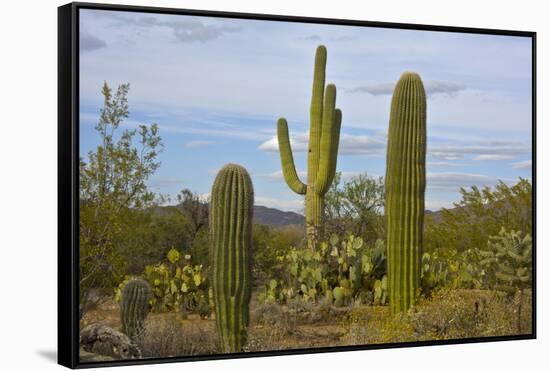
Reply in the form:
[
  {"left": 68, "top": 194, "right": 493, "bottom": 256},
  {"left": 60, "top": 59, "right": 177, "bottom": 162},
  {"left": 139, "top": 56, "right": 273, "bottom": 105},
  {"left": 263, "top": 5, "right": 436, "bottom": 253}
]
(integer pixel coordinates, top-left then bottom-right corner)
[
  {"left": 210, "top": 163, "right": 253, "bottom": 353},
  {"left": 120, "top": 278, "right": 150, "bottom": 341},
  {"left": 385, "top": 72, "right": 427, "bottom": 314}
]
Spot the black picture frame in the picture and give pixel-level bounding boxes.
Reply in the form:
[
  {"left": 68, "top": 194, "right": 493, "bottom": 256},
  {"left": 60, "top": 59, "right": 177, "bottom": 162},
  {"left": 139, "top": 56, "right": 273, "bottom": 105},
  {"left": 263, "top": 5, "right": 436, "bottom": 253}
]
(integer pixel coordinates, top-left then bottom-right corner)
[{"left": 58, "top": 2, "right": 537, "bottom": 368}]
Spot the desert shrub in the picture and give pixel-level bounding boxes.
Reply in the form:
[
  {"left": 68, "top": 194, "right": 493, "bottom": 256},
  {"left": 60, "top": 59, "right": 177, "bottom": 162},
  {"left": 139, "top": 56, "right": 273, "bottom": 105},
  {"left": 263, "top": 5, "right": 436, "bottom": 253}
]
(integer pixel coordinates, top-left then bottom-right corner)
[
  {"left": 252, "top": 224, "right": 304, "bottom": 284},
  {"left": 260, "top": 235, "right": 387, "bottom": 307},
  {"left": 252, "top": 302, "right": 285, "bottom": 326},
  {"left": 343, "top": 306, "right": 417, "bottom": 345},
  {"left": 424, "top": 179, "right": 531, "bottom": 261},
  {"left": 420, "top": 248, "right": 483, "bottom": 296},
  {"left": 419, "top": 179, "right": 532, "bottom": 295},
  {"left": 252, "top": 302, "right": 297, "bottom": 335},
  {"left": 410, "top": 288, "right": 521, "bottom": 339},
  {"left": 138, "top": 314, "right": 218, "bottom": 358},
  {"left": 324, "top": 172, "right": 385, "bottom": 243},
  {"left": 421, "top": 226, "right": 533, "bottom": 297},
  {"left": 344, "top": 288, "right": 529, "bottom": 346},
  {"left": 79, "top": 83, "right": 166, "bottom": 320},
  {"left": 116, "top": 247, "right": 210, "bottom": 315}
]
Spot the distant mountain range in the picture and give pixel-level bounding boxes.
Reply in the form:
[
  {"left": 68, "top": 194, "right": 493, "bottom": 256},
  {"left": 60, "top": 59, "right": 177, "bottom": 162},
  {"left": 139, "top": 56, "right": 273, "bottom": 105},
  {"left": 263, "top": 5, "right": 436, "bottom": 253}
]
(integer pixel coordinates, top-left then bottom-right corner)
[
  {"left": 253, "top": 205, "right": 304, "bottom": 227},
  {"left": 154, "top": 203, "right": 304, "bottom": 228},
  {"left": 157, "top": 203, "right": 445, "bottom": 229}
]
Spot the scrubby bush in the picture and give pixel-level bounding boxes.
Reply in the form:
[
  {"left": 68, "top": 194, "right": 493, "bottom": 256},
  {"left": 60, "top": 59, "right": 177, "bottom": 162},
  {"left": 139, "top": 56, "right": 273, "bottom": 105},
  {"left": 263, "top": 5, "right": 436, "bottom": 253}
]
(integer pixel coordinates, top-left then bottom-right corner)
[
  {"left": 138, "top": 315, "right": 218, "bottom": 358},
  {"left": 252, "top": 224, "right": 304, "bottom": 284},
  {"left": 344, "top": 288, "right": 529, "bottom": 346}
]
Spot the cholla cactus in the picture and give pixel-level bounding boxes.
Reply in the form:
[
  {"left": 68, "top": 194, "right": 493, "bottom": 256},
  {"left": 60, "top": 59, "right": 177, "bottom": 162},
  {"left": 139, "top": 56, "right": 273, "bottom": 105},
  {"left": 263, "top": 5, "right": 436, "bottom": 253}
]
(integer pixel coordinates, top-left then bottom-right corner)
[
  {"left": 479, "top": 227, "right": 532, "bottom": 332},
  {"left": 210, "top": 164, "right": 253, "bottom": 353},
  {"left": 120, "top": 279, "right": 150, "bottom": 342},
  {"left": 276, "top": 45, "right": 342, "bottom": 249},
  {"left": 479, "top": 228, "right": 532, "bottom": 294},
  {"left": 385, "top": 72, "right": 427, "bottom": 314}
]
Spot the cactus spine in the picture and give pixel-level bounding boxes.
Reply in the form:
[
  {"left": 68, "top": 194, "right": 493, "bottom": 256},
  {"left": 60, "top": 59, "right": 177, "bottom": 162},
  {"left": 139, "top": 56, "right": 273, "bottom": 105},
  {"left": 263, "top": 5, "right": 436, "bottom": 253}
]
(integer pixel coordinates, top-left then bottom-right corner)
[
  {"left": 385, "top": 72, "right": 427, "bottom": 315},
  {"left": 120, "top": 279, "right": 150, "bottom": 341},
  {"left": 210, "top": 163, "right": 253, "bottom": 353},
  {"left": 277, "top": 45, "right": 342, "bottom": 249}
]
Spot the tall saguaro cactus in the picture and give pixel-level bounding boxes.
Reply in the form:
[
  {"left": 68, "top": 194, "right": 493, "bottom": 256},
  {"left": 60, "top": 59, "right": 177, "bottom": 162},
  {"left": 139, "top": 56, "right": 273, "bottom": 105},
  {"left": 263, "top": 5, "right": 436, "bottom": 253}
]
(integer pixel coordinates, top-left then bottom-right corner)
[
  {"left": 277, "top": 45, "right": 342, "bottom": 248},
  {"left": 120, "top": 278, "right": 150, "bottom": 341},
  {"left": 385, "top": 72, "right": 427, "bottom": 315},
  {"left": 210, "top": 163, "right": 253, "bottom": 353}
]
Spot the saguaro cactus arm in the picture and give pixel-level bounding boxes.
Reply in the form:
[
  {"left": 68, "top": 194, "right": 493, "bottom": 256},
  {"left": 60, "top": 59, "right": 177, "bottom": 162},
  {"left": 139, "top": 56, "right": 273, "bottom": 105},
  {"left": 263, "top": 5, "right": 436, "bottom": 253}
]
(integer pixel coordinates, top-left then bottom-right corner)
[
  {"left": 308, "top": 45, "right": 327, "bottom": 185},
  {"left": 315, "top": 84, "right": 340, "bottom": 195},
  {"left": 327, "top": 108, "right": 342, "bottom": 187},
  {"left": 276, "top": 118, "right": 307, "bottom": 195}
]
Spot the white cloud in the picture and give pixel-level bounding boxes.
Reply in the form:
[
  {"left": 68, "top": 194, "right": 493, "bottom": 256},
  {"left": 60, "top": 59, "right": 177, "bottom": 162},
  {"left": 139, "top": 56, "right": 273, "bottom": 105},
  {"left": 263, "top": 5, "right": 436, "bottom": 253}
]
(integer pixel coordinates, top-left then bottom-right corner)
[
  {"left": 99, "top": 12, "right": 242, "bottom": 43},
  {"left": 430, "top": 152, "right": 464, "bottom": 161},
  {"left": 512, "top": 160, "right": 532, "bottom": 169},
  {"left": 198, "top": 193, "right": 211, "bottom": 202},
  {"left": 429, "top": 140, "right": 528, "bottom": 161},
  {"left": 158, "top": 123, "right": 269, "bottom": 141},
  {"left": 298, "top": 35, "right": 321, "bottom": 41},
  {"left": 474, "top": 154, "right": 515, "bottom": 161},
  {"left": 427, "top": 172, "right": 514, "bottom": 191},
  {"left": 425, "top": 81, "right": 467, "bottom": 97},
  {"left": 149, "top": 178, "right": 187, "bottom": 188},
  {"left": 349, "top": 82, "right": 395, "bottom": 96},
  {"left": 185, "top": 140, "right": 214, "bottom": 148},
  {"left": 349, "top": 80, "right": 466, "bottom": 97},
  {"left": 80, "top": 30, "right": 107, "bottom": 52},
  {"left": 258, "top": 132, "right": 386, "bottom": 155},
  {"left": 426, "top": 199, "right": 454, "bottom": 211},
  {"left": 257, "top": 170, "right": 307, "bottom": 182},
  {"left": 258, "top": 170, "right": 365, "bottom": 184},
  {"left": 427, "top": 161, "right": 461, "bottom": 168}
]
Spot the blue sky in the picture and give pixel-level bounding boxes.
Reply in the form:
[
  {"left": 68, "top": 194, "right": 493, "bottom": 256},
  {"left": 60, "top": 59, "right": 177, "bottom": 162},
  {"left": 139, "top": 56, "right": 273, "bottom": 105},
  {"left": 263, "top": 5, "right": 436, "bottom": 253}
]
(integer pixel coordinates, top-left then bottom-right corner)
[{"left": 79, "top": 9, "right": 532, "bottom": 212}]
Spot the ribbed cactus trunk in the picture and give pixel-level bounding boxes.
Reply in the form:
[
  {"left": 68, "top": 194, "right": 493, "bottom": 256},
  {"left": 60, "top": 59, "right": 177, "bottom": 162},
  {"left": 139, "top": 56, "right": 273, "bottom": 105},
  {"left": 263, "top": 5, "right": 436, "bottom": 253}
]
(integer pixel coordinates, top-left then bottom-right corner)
[
  {"left": 210, "top": 164, "right": 253, "bottom": 353},
  {"left": 120, "top": 279, "right": 150, "bottom": 342},
  {"left": 385, "top": 72, "right": 427, "bottom": 315},
  {"left": 277, "top": 45, "right": 342, "bottom": 249}
]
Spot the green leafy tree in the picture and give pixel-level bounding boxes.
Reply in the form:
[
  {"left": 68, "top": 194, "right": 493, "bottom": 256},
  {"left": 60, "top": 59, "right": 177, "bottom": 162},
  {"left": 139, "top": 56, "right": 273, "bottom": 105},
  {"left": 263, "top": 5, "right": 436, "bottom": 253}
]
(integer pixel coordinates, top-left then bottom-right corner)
[
  {"left": 324, "top": 172, "right": 384, "bottom": 243},
  {"left": 176, "top": 189, "right": 209, "bottom": 238},
  {"left": 424, "top": 179, "right": 532, "bottom": 257},
  {"left": 252, "top": 224, "right": 304, "bottom": 284},
  {"left": 117, "top": 209, "right": 194, "bottom": 274},
  {"left": 79, "top": 81, "right": 163, "bottom": 317},
  {"left": 420, "top": 179, "right": 532, "bottom": 296}
]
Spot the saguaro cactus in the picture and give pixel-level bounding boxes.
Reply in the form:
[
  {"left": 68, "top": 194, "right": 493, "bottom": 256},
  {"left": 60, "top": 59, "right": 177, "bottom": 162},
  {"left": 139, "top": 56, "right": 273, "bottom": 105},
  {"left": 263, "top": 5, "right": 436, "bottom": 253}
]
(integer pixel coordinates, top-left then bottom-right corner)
[
  {"left": 385, "top": 72, "right": 427, "bottom": 315},
  {"left": 120, "top": 278, "right": 150, "bottom": 341},
  {"left": 277, "top": 45, "right": 342, "bottom": 248},
  {"left": 210, "top": 163, "right": 253, "bottom": 353}
]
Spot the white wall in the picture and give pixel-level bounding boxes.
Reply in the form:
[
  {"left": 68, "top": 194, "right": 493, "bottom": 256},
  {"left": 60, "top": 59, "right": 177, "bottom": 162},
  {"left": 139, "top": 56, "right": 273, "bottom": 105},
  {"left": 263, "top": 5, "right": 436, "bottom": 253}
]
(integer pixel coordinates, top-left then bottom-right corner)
[{"left": 0, "top": 0, "right": 545, "bottom": 369}]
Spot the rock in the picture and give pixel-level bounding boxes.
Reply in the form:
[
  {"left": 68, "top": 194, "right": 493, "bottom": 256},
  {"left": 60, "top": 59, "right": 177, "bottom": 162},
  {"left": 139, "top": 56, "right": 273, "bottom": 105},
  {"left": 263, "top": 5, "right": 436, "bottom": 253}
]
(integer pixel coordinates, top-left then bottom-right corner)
[
  {"left": 80, "top": 324, "right": 141, "bottom": 360},
  {"left": 79, "top": 348, "right": 115, "bottom": 362}
]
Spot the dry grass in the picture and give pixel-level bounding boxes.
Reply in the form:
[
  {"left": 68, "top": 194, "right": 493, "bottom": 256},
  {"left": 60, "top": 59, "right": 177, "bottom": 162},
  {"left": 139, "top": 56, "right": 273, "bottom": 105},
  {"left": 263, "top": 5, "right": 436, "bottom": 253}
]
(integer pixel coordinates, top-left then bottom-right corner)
[
  {"left": 81, "top": 288, "right": 532, "bottom": 359},
  {"left": 342, "top": 288, "right": 532, "bottom": 346},
  {"left": 139, "top": 314, "right": 219, "bottom": 358}
]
